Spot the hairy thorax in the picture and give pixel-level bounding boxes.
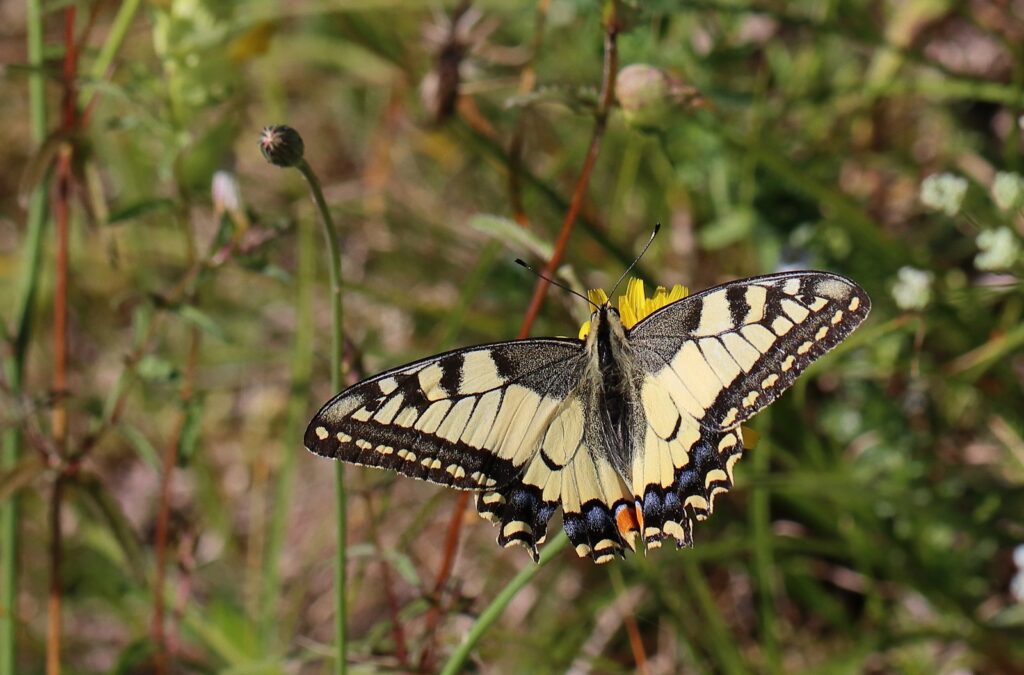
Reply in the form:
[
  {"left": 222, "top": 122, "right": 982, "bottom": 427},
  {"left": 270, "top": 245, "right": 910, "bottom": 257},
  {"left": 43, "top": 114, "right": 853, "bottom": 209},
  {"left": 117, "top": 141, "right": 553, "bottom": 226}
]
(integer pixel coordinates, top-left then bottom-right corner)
[{"left": 585, "top": 307, "right": 643, "bottom": 478}]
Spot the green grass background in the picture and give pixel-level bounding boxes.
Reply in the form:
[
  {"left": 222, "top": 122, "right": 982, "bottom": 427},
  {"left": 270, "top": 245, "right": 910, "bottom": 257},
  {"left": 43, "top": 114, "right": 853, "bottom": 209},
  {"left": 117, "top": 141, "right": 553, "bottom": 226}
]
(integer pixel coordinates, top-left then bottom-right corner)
[{"left": 1, "top": 0, "right": 1023, "bottom": 672}]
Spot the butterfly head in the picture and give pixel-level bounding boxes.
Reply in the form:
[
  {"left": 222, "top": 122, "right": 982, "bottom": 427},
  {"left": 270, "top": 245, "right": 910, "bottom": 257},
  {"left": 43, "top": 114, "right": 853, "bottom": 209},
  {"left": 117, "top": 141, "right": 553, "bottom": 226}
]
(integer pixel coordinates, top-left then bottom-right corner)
[{"left": 578, "top": 280, "right": 688, "bottom": 340}]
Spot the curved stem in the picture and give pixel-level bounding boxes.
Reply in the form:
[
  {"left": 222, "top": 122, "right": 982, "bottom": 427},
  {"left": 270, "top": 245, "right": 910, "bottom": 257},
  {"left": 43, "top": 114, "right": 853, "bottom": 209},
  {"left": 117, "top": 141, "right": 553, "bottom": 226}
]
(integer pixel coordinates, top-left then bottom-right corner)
[{"left": 1, "top": 0, "right": 49, "bottom": 670}]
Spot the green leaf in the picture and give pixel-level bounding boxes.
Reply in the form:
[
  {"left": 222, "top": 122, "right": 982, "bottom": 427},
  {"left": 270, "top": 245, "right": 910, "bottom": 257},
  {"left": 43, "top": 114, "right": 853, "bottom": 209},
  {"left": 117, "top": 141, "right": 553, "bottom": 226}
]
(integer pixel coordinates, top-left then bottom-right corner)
[
  {"left": 106, "top": 197, "right": 177, "bottom": 225},
  {"left": 118, "top": 424, "right": 161, "bottom": 469},
  {"left": 469, "top": 214, "right": 554, "bottom": 260},
  {"left": 136, "top": 354, "right": 178, "bottom": 382},
  {"left": 178, "top": 396, "right": 204, "bottom": 465},
  {"left": 177, "top": 305, "right": 229, "bottom": 341},
  {"left": 111, "top": 639, "right": 157, "bottom": 675},
  {"left": 697, "top": 208, "right": 755, "bottom": 250}
]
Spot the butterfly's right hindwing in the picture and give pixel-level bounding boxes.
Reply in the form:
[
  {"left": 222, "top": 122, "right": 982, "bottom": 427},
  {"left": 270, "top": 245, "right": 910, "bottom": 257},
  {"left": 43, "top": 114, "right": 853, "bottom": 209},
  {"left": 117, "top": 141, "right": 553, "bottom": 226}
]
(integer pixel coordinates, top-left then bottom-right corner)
[{"left": 304, "top": 339, "right": 585, "bottom": 492}]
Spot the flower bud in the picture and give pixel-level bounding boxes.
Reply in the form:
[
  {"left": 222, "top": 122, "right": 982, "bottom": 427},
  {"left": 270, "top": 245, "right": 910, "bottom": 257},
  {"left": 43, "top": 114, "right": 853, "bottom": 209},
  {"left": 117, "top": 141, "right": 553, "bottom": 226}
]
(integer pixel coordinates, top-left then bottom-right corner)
[
  {"left": 615, "top": 64, "right": 703, "bottom": 130},
  {"left": 259, "top": 125, "right": 305, "bottom": 167}
]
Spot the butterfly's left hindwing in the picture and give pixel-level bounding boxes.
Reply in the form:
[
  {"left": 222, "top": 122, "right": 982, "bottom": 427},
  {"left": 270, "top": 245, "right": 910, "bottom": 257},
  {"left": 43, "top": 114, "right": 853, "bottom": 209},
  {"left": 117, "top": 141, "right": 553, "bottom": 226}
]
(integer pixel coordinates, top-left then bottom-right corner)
[{"left": 304, "top": 339, "right": 585, "bottom": 493}]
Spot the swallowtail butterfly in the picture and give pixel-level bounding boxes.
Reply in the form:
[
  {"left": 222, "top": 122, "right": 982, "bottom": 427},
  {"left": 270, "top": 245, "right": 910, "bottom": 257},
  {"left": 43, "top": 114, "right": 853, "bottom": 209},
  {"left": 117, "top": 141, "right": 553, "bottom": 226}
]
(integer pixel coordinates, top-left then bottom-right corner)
[{"left": 305, "top": 271, "right": 870, "bottom": 563}]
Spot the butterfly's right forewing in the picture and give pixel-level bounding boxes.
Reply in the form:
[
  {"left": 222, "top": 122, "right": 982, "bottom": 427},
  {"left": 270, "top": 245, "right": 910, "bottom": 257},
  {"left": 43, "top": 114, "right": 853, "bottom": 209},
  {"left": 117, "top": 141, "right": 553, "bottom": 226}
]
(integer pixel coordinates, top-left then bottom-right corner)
[{"left": 629, "top": 271, "right": 871, "bottom": 431}]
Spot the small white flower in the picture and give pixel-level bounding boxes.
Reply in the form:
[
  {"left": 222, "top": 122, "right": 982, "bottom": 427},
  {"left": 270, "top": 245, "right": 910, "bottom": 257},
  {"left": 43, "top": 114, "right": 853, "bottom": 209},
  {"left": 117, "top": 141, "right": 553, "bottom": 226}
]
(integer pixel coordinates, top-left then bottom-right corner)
[
  {"left": 975, "top": 227, "right": 1021, "bottom": 271},
  {"left": 992, "top": 171, "right": 1024, "bottom": 211},
  {"left": 920, "top": 173, "right": 968, "bottom": 216},
  {"left": 212, "top": 170, "right": 243, "bottom": 215},
  {"left": 1013, "top": 543, "right": 1024, "bottom": 570},
  {"left": 1012, "top": 574, "right": 1024, "bottom": 603},
  {"left": 892, "top": 266, "right": 935, "bottom": 311}
]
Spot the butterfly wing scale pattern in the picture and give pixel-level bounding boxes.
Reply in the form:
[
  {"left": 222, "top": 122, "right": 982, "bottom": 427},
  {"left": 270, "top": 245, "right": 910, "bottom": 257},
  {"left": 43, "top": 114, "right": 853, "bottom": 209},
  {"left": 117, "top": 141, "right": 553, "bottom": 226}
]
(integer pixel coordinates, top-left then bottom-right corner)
[
  {"left": 474, "top": 398, "right": 639, "bottom": 562},
  {"left": 305, "top": 339, "right": 585, "bottom": 492},
  {"left": 624, "top": 271, "right": 870, "bottom": 549}
]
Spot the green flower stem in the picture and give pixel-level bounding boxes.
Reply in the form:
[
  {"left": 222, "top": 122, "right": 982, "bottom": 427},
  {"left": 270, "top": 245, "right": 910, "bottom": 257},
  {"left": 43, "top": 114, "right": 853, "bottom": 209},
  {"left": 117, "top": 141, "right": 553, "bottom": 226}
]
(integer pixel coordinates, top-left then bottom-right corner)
[
  {"left": 81, "top": 0, "right": 142, "bottom": 108},
  {"left": 1, "top": 1, "right": 48, "bottom": 672},
  {"left": 438, "top": 531, "right": 569, "bottom": 675},
  {"left": 295, "top": 157, "right": 347, "bottom": 674}
]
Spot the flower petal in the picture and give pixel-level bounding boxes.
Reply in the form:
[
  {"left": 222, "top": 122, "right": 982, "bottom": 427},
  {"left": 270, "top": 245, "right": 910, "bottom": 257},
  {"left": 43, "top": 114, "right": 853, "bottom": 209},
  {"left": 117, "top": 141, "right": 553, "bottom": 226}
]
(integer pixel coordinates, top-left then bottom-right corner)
[{"left": 578, "top": 278, "right": 689, "bottom": 336}]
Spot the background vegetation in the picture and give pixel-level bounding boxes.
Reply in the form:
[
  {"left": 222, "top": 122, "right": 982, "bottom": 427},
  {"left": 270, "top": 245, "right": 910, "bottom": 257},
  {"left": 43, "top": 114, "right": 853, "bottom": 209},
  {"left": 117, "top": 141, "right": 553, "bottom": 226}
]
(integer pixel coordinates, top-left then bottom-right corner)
[{"left": 2, "top": 0, "right": 1024, "bottom": 672}]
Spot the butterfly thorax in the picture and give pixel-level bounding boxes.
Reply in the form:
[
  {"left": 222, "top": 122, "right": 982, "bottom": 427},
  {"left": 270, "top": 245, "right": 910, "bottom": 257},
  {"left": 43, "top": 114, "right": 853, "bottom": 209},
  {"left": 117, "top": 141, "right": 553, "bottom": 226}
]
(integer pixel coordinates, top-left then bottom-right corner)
[{"left": 586, "top": 306, "right": 643, "bottom": 479}]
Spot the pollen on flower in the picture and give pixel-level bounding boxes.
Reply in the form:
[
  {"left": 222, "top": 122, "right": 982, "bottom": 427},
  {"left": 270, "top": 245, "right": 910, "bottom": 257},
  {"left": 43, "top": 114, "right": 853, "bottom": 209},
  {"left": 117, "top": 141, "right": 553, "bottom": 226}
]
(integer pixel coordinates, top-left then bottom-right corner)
[{"left": 578, "top": 278, "right": 688, "bottom": 338}]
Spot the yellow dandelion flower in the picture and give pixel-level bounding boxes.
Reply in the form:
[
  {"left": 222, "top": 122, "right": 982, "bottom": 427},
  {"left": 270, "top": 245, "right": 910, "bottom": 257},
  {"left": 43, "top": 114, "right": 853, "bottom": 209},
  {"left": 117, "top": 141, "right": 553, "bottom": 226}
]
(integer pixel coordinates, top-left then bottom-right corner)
[{"left": 578, "top": 278, "right": 689, "bottom": 339}]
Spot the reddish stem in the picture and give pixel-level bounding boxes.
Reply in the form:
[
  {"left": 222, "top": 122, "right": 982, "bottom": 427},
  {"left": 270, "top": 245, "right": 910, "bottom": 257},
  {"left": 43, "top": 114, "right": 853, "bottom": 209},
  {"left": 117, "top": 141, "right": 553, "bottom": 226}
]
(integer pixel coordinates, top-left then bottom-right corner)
[
  {"left": 517, "top": 20, "right": 618, "bottom": 334},
  {"left": 46, "top": 8, "right": 80, "bottom": 674},
  {"left": 152, "top": 330, "right": 200, "bottom": 674},
  {"left": 623, "top": 609, "right": 649, "bottom": 675}
]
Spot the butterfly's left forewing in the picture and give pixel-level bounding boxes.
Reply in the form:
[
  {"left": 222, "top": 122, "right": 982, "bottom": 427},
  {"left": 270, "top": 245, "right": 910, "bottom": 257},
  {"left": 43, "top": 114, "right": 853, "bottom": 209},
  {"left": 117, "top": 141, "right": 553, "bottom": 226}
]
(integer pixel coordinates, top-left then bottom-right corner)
[{"left": 305, "top": 339, "right": 585, "bottom": 492}]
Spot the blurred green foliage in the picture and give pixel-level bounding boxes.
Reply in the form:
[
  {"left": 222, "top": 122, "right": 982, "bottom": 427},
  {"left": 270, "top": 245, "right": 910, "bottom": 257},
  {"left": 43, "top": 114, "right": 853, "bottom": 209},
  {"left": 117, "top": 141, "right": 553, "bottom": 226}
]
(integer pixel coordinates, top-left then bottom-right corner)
[{"left": 1, "top": 0, "right": 1023, "bottom": 673}]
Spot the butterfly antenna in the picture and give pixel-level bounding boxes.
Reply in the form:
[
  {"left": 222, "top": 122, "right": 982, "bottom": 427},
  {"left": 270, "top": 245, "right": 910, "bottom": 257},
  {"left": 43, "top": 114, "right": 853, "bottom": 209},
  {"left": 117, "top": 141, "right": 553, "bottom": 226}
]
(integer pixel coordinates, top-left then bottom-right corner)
[
  {"left": 514, "top": 259, "right": 598, "bottom": 310},
  {"left": 608, "top": 222, "right": 660, "bottom": 299}
]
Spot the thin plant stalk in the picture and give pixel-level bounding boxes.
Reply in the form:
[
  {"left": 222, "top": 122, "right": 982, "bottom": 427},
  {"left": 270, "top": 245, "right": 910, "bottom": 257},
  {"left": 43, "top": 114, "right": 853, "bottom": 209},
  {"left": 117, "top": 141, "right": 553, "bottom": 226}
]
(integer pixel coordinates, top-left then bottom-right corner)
[
  {"left": 608, "top": 565, "right": 649, "bottom": 674},
  {"left": 437, "top": 532, "right": 569, "bottom": 675},
  {"left": 152, "top": 329, "right": 200, "bottom": 675},
  {"left": 295, "top": 157, "right": 347, "bottom": 675},
  {"left": 47, "top": 8, "right": 80, "bottom": 673},
  {"left": 0, "top": 0, "right": 48, "bottom": 670},
  {"left": 85, "top": 0, "right": 142, "bottom": 95}
]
